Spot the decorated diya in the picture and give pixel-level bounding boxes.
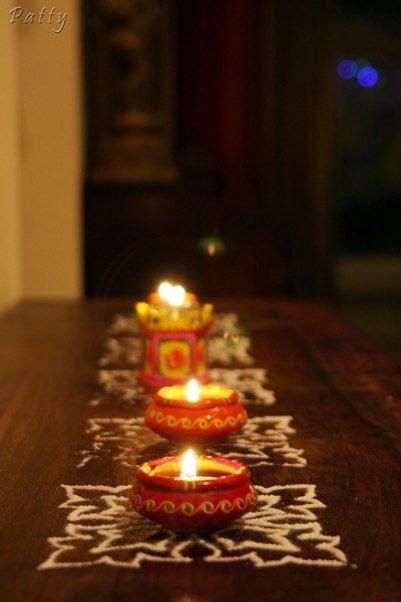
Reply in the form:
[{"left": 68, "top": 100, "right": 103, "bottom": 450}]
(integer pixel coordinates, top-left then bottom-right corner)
[
  {"left": 145, "top": 378, "right": 248, "bottom": 443},
  {"left": 131, "top": 449, "right": 257, "bottom": 532},
  {"left": 136, "top": 281, "right": 213, "bottom": 390}
]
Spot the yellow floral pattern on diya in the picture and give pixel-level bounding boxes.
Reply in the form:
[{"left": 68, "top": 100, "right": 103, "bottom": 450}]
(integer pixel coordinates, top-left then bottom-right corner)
[
  {"left": 148, "top": 408, "right": 247, "bottom": 430},
  {"left": 132, "top": 490, "right": 258, "bottom": 516}
]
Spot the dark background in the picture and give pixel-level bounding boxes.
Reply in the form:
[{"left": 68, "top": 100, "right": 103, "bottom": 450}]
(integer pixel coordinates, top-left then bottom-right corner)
[{"left": 82, "top": 0, "right": 401, "bottom": 350}]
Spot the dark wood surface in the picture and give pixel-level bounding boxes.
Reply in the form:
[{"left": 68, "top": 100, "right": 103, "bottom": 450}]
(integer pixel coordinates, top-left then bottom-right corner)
[{"left": 1, "top": 299, "right": 401, "bottom": 601}]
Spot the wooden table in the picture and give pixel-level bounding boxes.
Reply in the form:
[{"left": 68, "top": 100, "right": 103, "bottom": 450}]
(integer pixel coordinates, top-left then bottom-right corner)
[{"left": 1, "top": 299, "right": 401, "bottom": 601}]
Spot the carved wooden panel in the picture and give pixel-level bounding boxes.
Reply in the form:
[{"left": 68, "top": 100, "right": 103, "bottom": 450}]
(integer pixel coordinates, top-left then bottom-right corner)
[{"left": 84, "top": 0, "right": 178, "bottom": 183}]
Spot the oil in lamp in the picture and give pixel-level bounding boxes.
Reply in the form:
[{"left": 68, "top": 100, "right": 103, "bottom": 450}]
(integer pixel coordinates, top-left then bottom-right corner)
[
  {"left": 136, "top": 281, "right": 213, "bottom": 390},
  {"left": 131, "top": 449, "right": 257, "bottom": 532},
  {"left": 145, "top": 378, "right": 248, "bottom": 443}
]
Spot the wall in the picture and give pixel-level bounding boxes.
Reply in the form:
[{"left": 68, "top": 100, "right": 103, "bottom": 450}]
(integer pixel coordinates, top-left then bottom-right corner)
[
  {"left": 0, "top": 2, "right": 22, "bottom": 311},
  {"left": 18, "top": 0, "right": 83, "bottom": 298}
]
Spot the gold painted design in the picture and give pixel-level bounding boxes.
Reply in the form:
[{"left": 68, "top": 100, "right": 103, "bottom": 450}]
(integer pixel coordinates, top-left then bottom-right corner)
[
  {"left": 136, "top": 302, "right": 213, "bottom": 331},
  {"left": 132, "top": 489, "right": 257, "bottom": 516},
  {"left": 150, "top": 410, "right": 247, "bottom": 430}
]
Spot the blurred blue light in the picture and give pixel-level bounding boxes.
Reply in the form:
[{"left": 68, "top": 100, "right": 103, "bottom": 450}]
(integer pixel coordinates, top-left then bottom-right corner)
[
  {"left": 357, "top": 66, "right": 378, "bottom": 88},
  {"left": 337, "top": 59, "right": 358, "bottom": 79}
]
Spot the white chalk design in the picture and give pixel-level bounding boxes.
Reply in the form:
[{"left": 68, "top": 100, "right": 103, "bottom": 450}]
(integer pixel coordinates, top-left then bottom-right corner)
[
  {"left": 100, "top": 312, "right": 254, "bottom": 369},
  {"left": 93, "top": 367, "right": 274, "bottom": 407},
  {"left": 38, "top": 484, "right": 347, "bottom": 570},
  {"left": 38, "top": 310, "right": 349, "bottom": 572},
  {"left": 208, "top": 335, "right": 253, "bottom": 366},
  {"left": 108, "top": 312, "right": 242, "bottom": 338},
  {"left": 98, "top": 337, "right": 143, "bottom": 369},
  {"left": 108, "top": 314, "right": 141, "bottom": 336},
  {"left": 96, "top": 370, "right": 150, "bottom": 404},
  {"left": 77, "top": 416, "right": 306, "bottom": 470},
  {"left": 99, "top": 335, "right": 254, "bottom": 369},
  {"left": 210, "top": 368, "right": 275, "bottom": 406},
  {"left": 94, "top": 312, "right": 262, "bottom": 407}
]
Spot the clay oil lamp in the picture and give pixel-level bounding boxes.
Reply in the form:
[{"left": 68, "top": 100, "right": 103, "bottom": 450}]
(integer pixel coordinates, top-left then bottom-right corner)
[
  {"left": 145, "top": 378, "right": 248, "bottom": 444},
  {"left": 131, "top": 449, "right": 258, "bottom": 532},
  {"left": 136, "top": 281, "right": 213, "bottom": 390}
]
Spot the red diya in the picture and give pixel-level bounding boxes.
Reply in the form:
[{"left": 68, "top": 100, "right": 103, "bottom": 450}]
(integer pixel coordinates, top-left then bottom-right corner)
[
  {"left": 131, "top": 450, "right": 258, "bottom": 532},
  {"left": 136, "top": 282, "right": 213, "bottom": 390},
  {"left": 145, "top": 379, "right": 247, "bottom": 444}
]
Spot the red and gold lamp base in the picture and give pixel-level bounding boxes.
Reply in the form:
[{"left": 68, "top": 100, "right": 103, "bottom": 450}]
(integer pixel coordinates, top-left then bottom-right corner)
[
  {"left": 137, "top": 330, "right": 210, "bottom": 390},
  {"left": 131, "top": 456, "right": 257, "bottom": 533},
  {"left": 136, "top": 297, "right": 213, "bottom": 390},
  {"left": 145, "top": 384, "right": 248, "bottom": 444}
]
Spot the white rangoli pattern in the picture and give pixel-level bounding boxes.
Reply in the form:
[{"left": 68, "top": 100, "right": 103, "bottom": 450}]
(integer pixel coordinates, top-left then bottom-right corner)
[
  {"left": 38, "top": 310, "right": 349, "bottom": 571},
  {"left": 96, "top": 370, "right": 150, "bottom": 404},
  {"left": 92, "top": 367, "right": 275, "bottom": 407},
  {"left": 100, "top": 312, "right": 254, "bottom": 369},
  {"left": 109, "top": 312, "right": 242, "bottom": 338},
  {"left": 98, "top": 336, "right": 143, "bottom": 369},
  {"left": 77, "top": 416, "right": 306, "bottom": 470},
  {"left": 39, "top": 484, "right": 347, "bottom": 570},
  {"left": 210, "top": 368, "right": 275, "bottom": 406}
]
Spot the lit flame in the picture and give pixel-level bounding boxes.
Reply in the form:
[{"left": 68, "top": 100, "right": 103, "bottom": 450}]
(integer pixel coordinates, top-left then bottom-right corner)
[
  {"left": 180, "top": 449, "right": 197, "bottom": 479},
  {"left": 169, "top": 285, "right": 186, "bottom": 306},
  {"left": 157, "top": 281, "right": 186, "bottom": 307},
  {"left": 185, "top": 378, "right": 200, "bottom": 402},
  {"left": 158, "top": 281, "right": 173, "bottom": 301}
]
